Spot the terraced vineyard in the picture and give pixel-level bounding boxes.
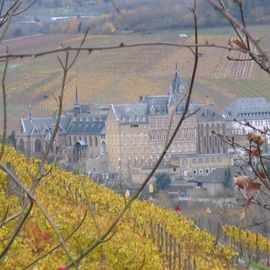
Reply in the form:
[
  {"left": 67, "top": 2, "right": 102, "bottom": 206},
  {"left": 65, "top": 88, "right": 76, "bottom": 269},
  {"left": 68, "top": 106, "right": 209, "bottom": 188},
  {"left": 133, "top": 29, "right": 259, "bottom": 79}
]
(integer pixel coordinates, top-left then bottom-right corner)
[
  {"left": 0, "top": 147, "right": 238, "bottom": 269},
  {"left": 2, "top": 147, "right": 270, "bottom": 269},
  {"left": 0, "top": 25, "right": 269, "bottom": 130}
]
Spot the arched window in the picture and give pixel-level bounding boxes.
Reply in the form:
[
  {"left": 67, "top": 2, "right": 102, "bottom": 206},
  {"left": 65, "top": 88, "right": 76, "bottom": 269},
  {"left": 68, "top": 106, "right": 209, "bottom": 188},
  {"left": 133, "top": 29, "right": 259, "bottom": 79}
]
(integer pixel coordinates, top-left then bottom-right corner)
[
  {"left": 19, "top": 139, "right": 25, "bottom": 153},
  {"left": 95, "top": 136, "right": 98, "bottom": 147},
  {"left": 89, "top": 137, "right": 92, "bottom": 147},
  {"left": 101, "top": 141, "right": 106, "bottom": 155},
  {"left": 35, "top": 139, "right": 43, "bottom": 153},
  {"left": 68, "top": 136, "right": 71, "bottom": 145}
]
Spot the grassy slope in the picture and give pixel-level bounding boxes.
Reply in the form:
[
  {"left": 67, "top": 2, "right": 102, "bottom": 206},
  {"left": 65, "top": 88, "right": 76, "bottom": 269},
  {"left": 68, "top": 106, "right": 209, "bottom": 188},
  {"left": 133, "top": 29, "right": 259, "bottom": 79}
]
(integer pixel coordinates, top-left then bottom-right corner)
[{"left": 0, "top": 25, "right": 269, "bottom": 131}]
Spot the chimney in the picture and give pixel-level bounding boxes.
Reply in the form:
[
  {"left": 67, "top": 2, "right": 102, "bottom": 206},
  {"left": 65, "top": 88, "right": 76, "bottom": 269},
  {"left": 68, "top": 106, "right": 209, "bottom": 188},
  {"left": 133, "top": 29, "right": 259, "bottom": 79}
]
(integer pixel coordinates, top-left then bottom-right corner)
[{"left": 205, "top": 96, "right": 211, "bottom": 106}]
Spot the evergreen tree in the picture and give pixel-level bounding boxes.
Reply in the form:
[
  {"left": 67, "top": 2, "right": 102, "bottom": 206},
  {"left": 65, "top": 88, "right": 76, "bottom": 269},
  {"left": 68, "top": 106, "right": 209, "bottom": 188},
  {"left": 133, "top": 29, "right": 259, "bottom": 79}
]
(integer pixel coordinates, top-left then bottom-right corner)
[{"left": 154, "top": 173, "right": 171, "bottom": 192}]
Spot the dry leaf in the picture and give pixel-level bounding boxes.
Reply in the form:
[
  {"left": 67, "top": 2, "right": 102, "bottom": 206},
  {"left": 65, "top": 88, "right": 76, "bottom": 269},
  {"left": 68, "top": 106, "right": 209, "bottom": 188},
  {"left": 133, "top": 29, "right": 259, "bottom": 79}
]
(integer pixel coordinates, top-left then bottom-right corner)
[
  {"left": 233, "top": 175, "right": 261, "bottom": 192},
  {"left": 233, "top": 39, "right": 248, "bottom": 50},
  {"left": 247, "top": 132, "right": 266, "bottom": 145},
  {"left": 257, "top": 170, "right": 267, "bottom": 180},
  {"left": 246, "top": 146, "right": 262, "bottom": 157},
  {"left": 243, "top": 180, "right": 261, "bottom": 192},
  {"left": 233, "top": 175, "right": 247, "bottom": 189}
]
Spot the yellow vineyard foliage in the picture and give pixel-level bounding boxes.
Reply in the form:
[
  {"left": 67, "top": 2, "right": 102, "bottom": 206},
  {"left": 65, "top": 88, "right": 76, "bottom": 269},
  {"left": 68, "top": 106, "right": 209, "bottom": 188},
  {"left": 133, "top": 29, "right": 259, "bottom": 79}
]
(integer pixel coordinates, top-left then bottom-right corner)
[
  {"left": 223, "top": 225, "right": 270, "bottom": 254},
  {"left": 0, "top": 146, "right": 237, "bottom": 269}
]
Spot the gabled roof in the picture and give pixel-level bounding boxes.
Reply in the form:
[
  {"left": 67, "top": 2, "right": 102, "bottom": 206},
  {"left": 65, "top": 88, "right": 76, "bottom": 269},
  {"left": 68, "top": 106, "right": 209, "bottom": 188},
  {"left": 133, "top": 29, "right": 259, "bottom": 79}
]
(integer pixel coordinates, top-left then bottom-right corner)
[
  {"left": 223, "top": 97, "right": 270, "bottom": 120},
  {"left": 66, "top": 114, "right": 106, "bottom": 135},
  {"left": 20, "top": 116, "right": 70, "bottom": 135},
  {"left": 44, "top": 131, "right": 52, "bottom": 141},
  {"left": 112, "top": 104, "right": 149, "bottom": 124},
  {"left": 141, "top": 95, "right": 186, "bottom": 115},
  {"left": 75, "top": 140, "right": 88, "bottom": 146}
]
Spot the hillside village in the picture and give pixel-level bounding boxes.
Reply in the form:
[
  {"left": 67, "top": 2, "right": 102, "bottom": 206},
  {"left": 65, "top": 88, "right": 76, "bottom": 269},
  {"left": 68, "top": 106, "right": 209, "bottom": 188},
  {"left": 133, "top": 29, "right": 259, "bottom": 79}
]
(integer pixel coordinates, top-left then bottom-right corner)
[{"left": 16, "top": 65, "right": 270, "bottom": 197}]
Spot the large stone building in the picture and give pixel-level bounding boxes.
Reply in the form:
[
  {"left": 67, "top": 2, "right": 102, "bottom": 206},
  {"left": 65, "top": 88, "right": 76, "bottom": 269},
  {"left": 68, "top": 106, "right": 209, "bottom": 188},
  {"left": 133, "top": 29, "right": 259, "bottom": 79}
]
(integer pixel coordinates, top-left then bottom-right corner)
[
  {"left": 224, "top": 97, "right": 270, "bottom": 136},
  {"left": 105, "top": 67, "right": 231, "bottom": 183},
  {"left": 19, "top": 66, "right": 270, "bottom": 185},
  {"left": 223, "top": 97, "right": 270, "bottom": 151},
  {"left": 17, "top": 90, "right": 109, "bottom": 174}
]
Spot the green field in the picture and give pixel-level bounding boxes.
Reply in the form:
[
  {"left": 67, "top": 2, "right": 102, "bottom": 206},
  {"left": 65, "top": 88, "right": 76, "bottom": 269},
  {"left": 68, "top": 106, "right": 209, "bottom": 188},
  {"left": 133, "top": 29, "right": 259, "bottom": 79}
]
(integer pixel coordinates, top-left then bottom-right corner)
[{"left": 0, "top": 25, "right": 269, "bottom": 131}]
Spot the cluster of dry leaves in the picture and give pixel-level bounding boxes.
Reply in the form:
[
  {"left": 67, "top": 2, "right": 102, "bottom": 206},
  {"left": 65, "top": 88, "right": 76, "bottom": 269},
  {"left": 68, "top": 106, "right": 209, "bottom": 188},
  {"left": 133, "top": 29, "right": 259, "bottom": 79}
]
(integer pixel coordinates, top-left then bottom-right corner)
[{"left": 232, "top": 132, "right": 268, "bottom": 220}]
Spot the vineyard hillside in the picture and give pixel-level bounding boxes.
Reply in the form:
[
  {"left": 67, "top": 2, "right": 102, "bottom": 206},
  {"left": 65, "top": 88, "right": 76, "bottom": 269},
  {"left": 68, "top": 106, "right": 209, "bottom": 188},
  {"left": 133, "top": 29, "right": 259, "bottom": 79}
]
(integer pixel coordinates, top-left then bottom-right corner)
[
  {"left": 0, "top": 25, "right": 269, "bottom": 130},
  {"left": 0, "top": 147, "right": 238, "bottom": 269}
]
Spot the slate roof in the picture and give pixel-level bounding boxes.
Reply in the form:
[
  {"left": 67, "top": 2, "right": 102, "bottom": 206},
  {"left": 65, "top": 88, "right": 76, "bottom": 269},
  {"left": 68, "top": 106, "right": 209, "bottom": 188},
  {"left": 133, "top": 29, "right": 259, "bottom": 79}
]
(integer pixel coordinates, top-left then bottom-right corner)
[
  {"left": 112, "top": 104, "right": 149, "bottom": 124},
  {"left": 20, "top": 116, "right": 71, "bottom": 135},
  {"left": 195, "top": 104, "right": 224, "bottom": 122},
  {"left": 223, "top": 97, "right": 270, "bottom": 120},
  {"left": 75, "top": 140, "right": 88, "bottom": 146},
  {"left": 192, "top": 166, "right": 254, "bottom": 184},
  {"left": 20, "top": 113, "right": 106, "bottom": 137},
  {"left": 141, "top": 95, "right": 186, "bottom": 115},
  {"left": 66, "top": 114, "right": 106, "bottom": 135},
  {"left": 19, "top": 89, "right": 108, "bottom": 141}
]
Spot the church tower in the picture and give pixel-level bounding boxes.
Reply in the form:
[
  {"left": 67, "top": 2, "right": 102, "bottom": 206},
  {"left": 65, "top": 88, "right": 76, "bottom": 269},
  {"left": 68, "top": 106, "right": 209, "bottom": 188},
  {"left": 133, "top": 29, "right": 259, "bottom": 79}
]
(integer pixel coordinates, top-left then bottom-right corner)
[{"left": 169, "top": 63, "right": 185, "bottom": 96}]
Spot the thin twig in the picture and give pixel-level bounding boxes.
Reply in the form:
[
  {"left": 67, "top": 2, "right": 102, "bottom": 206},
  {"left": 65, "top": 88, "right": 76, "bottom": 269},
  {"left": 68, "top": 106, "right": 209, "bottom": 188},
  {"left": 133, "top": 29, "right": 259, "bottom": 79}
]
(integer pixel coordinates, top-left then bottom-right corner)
[
  {"left": 0, "top": 49, "right": 8, "bottom": 160},
  {"left": 67, "top": 1, "right": 200, "bottom": 267},
  {"left": 0, "top": 0, "right": 20, "bottom": 44},
  {"left": 0, "top": 210, "right": 21, "bottom": 229},
  {"left": 0, "top": 42, "right": 250, "bottom": 61},
  {"left": 23, "top": 210, "right": 87, "bottom": 270},
  {"left": 208, "top": 0, "right": 269, "bottom": 73}
]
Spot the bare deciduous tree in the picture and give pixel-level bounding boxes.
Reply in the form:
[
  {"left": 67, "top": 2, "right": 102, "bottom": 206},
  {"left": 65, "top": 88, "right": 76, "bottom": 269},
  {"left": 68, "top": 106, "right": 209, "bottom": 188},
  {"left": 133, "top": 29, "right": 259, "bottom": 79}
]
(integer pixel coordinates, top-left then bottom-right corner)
[{"left": 0, "top": 0, "right": 269, "bottom": 268}]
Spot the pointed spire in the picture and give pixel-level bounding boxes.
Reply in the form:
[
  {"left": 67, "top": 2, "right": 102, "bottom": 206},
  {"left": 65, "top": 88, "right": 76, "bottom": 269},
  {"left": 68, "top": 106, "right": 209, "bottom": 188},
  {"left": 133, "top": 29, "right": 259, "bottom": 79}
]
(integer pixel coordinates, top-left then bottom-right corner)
[
  {"left": 28, "top": 103, "right": 32, "bottom": 120},
  {"left": 73, "top": 84, "right": 81, "bottom": 116},
  {"left": 75, "top": 84, "right": 79, "bottom": 104},
  {"left": 170, "top": 63, "right": 184, "bottom": 95}
]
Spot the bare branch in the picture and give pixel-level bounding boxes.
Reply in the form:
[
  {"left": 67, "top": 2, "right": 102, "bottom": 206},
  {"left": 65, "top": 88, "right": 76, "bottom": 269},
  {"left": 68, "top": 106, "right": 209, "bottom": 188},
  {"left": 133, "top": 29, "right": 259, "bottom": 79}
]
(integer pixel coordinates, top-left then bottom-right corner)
[
  {"left": 0, "top": 210, "right": 21, "bottom": 229},
  {"left": 208, "top": 0, "right": 270, "bottom": 73},
  {"left": 23, "top": 210, "right": 87, "bottom": 270},
  {"left": 0, "top": 1, "right": 21, "bottom": 44},
  {"left": 0, "top": 162, "right": 77, "bottom": 268},
  {"left": 0, "top": 42, "right": 250, "bottom": 61},
  {"left": 67, "top": 2, "right": 200, "bottom": 267},
  {"left": 0, "top": 48, "right": 8, "bottom": 160}
]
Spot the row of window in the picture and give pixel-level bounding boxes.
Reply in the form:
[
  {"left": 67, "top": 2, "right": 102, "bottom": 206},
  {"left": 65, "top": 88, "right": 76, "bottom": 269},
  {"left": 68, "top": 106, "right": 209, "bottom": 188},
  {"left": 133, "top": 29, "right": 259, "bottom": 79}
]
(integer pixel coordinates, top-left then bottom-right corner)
[
  {"left": 150, "top": 117, "right": 194, "bottom": 128},
  {"left": 19, "top": 139, "right": 54, "bottom": 154},
  {"left": 201, "top": 136, "right": 223, "bottom": 148},
  {"left": 239, "top": 112, "right": 270, "bottom": 118},
  {"left": 149, "top": 129, "right": 196, "bottom": 141},
  {"left": 192, "top": 156, "right": 223, "bottom": 164},
  {"left": 152, "top": 143, "right": 196, "bottom": 153},
  {"left": 252, "top": 120, "right": 270, "bottom": 127},
  {"left": 193, "top": 168, "right": 215, "bottom": 175}
]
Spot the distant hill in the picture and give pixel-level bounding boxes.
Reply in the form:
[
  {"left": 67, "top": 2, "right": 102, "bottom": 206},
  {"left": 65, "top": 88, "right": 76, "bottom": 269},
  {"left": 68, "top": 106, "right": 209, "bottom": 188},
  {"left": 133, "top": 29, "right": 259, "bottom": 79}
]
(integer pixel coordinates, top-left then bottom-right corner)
[
  {"left": 5, "top": 0, "right": 268, "bottom": 37},
  {"left": 0, "top": 26, "right": 269, "bottom": 131},
  {"left": 24, "top": 0, "right": 270, "bottom": 31}
]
